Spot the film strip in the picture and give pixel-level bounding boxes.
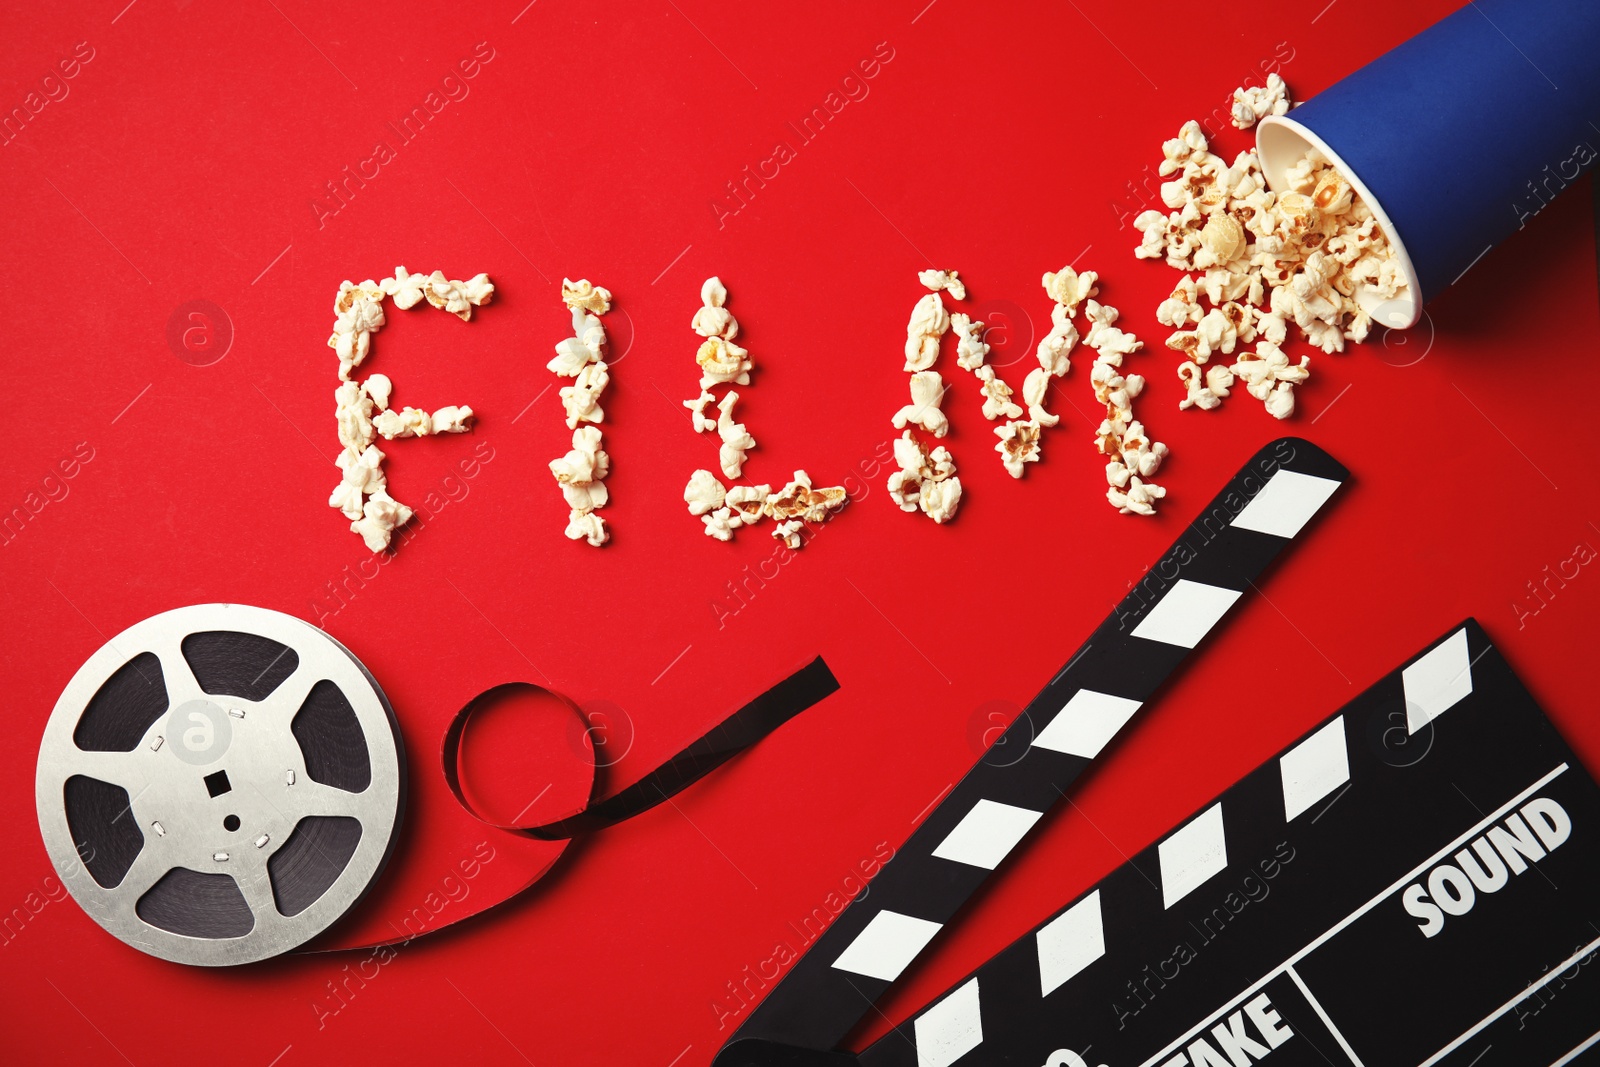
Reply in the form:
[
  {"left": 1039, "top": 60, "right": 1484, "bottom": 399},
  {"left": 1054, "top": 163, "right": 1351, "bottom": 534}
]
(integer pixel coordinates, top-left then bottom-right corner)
[
  {"left": 717, "top": 436, "right": 1350, "bottom": 1065},
  {"left": 35, "top": 606, "right": 839, "bottom": 964},
  {"left": 854, "top": 621, "right": 1600, "bottom": 1067}
]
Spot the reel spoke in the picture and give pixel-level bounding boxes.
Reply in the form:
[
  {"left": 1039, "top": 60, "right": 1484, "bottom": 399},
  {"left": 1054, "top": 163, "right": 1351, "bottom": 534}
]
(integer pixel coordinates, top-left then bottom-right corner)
[
  {"left": 287, "top": 778, "right": 367, "bottom": 821},
  {"left": 65, "top": 748, "right": 149, "bottom": 795}
]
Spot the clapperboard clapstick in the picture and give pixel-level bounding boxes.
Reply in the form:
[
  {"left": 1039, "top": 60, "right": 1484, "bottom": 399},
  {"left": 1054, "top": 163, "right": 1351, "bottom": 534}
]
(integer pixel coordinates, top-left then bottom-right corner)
[
  {"left": 716, "top": 437, "right": 1351, "bottom": 1067},
  {"left": 854, "top": 622, "right": 1600, "bottom": 1067}
]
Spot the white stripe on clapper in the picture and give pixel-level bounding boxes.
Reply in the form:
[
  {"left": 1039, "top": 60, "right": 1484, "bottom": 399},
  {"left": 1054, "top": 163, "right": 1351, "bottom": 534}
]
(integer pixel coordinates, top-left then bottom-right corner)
[{"left": 1131, "top": 581, "right": 1244, "bottom": 649}]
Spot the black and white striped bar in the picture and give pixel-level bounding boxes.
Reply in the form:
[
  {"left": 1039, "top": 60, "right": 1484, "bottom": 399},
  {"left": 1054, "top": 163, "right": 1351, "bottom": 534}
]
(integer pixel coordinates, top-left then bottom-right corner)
[
  {"left": 854, "top": 622, "right": 1600, "bottom": 1067},
  {"left": 715, "top": 438, "right": 1348, "bottom": 1065}
]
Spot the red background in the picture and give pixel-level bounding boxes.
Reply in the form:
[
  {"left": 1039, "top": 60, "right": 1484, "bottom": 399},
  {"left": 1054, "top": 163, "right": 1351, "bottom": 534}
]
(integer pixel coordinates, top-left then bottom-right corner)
[{"left": 3, "top": 0, "right": 1597, "bottom": 1063}]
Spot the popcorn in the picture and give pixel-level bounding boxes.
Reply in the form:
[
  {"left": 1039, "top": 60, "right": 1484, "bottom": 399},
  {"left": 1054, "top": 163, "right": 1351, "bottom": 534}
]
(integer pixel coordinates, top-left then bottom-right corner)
[
  {"left": 350, "top": 489, "right": 414, "bottom": 553},
  {"left": 1201, "top": 265, "right": 1259, "bottom": 306},
  {"left": 891, "top": 371, "right": 950, "bottom": 437},
  {"left": 374, "top": 406, "right": 432, "bottom": 440},
  {"left": 558, "top": 480, "right": 607, "bottom": 512},
  {"left": 684, "top": 469, "right": 726, "bottom": 516},
  {"left": 1232, "top": 342, "right": 1310, "bottom": 419},
  {"left": 697, "top": 336, "right": 753, "bottom": 388},
  {"left": 547, "top": 286, "right": 615, "bottom": 546},
  {"left": 892, "top": 431, "right": 929, "bottom": 477},
  {"left": 559, "top": 361, "right": 609, "bottom": 428},
  {"left": 1042, "top": 265, "right": 1099, "bottom": 316},
  {"left": 1134, "top": 94, "right": 1410, "bottom": 432},
  {"left": 1196, "top": 306, "right": 1240, "bottom": 359},
  {"left": 684, "top": 391, "right": 717, "bottom": 433},
  {"left": 773, "top": 520, "right": 804, "bottom": 549},
  {"left": 1230, "top": 73, "right": 1289, "bottom": 130},
  {"left": 1022, "top": 366, "right": 1060, "bottom": 427},
  {"left": 692, "top": 303, "right": 736, "bottom": 340},
  {"left": 717, "top": 391, "right": 756, "bottom": 479},
  {"left": 327, "top": 271, "right": 489, "bottom": 550},
  {"left": 903, "top": 292, "right": 950, "bottom": 372},
  {"left": 330, "top": 283, "right": 386, "bottom": 380},
  {"left": 692, "top": 274, "right": 738, "bottom": 340},
  {"left": 549, "top": 313, "right": 605, "bottom": 377},
  {"left": 702, "top": 507, "right": 740, "bottom": 542},
  {"left": 1198, "top": 214, "right": 1247, "bottom": 267},
  {"left": 381, "top": 267, "right": 428, "bottom": 311},
  {"left": 926, "top": 446, "right": 956, "bottom": 481},
  {"left": 1256, "top": 309, "right": 1289, "bottom": 346},
  {"left": 561, "top": 278, "right": 612, "bottom": 314},
  {"left": 1107, "top": 476, "right": 1167, "bottom": 516},
  {"left": 1156, "top": 276, "right": 1203, "bottom": 327},
  {"left": 701, "top": 276, "right": 728, "bottom": 308},
  {"left": 761, "top": 476, "right": 809, "bottom": 521},
  {"left": 681, "top": 278, "right": 849, "bottom": 545},
  {"left": 431, "top": 405, "right": 474, "bottom": 433},
  {"left": 887, "top": 468, "right": 922, "bottom": 512},
  {"left": 994, "top": 419, "right": 1042, "bottom": 478},
  {"left": 1159, "top": 120, "right": 1209, "bottom": 177},
  {"left": 763, "top": 470, "right": 846, "bottom": 524},
  {"left": 1311, "top": 169, "right": 1354, "bottom": 216},
  {"left": 886, "top": 429, "right": 961, "bottom": 523},
  {"left": 951, "top": 313, "right": 990, "bottom": 371},
  {"left": 550, "top": 427, "right": 608, "bottom": 483},
  {"left": 565, "top": 508, "right": 609, "bottom": 547},
  {"left": 726, "top": 484, "right": 772, "bottom": 525},
  {"left": 424, "top": 271, "right": 495, "bottom": 321},
  {"left": 1177, "top": 359, "right": 1223, "bottom": 411},
  {"left": 1091, "top": 361, "right": 1145, "bottom": 421},
  {"left": 1036, "top": 302, "right": 1080, "bottom": 376},
  {"left": 920, "top": 476, "right": 962, "bottom": 524},
  {"left": 1119, "top": 420, "right": 1168, "bottom": 477},
  {"left": 1134, "top": 211, "right": 1172, "bottom": 261},
  {"left": 1084, "top": 301, "right": 1144, "bottom": 362},
  {"left": 1301, "top": 318, "right": 1345, "bottom": 355},
  {"left": 975, "top": 366, "right": 1023, "bottom": 421},
  {"left": 1284, "top": 148, "right": 1325, "bottom": 194},
  {"left": 550, "top": 428, "right": 610, "bottom": 511},
  {"left": 364, "top": 373, "right": 392, "bottom": 411},
  {"left": 1162, "top": 155, "right": 1231, "bottom": 217},
  {"left": 329, "top": 444, "right": 386, "bottom": 520},
  {"left": 335, "top": 380, "right": 375, "bottom": 453},
  {"left": 1067, "top": 272, "right": 1169, "bottom": 513},
  {"left": 918, "top": 269, "right": 967, "bottom": 301},
  {"left": 1274, "top": 191, "right": 1322, "bottom": 244},
  {"left": 1343, "top": 304, "right": 1373, "bottom": 344}
]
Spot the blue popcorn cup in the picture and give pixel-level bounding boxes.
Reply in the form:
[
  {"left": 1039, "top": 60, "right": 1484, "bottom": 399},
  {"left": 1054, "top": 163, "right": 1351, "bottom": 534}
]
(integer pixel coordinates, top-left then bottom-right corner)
[{"left": 1256, "top": 0, "right": 1600, "bottom": 328}]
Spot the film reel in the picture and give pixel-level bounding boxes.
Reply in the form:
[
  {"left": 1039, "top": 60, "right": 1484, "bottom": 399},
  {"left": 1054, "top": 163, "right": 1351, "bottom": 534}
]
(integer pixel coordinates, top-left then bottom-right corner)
[{"left": 35, "top": 604, "right": 404, "bottom": 966}]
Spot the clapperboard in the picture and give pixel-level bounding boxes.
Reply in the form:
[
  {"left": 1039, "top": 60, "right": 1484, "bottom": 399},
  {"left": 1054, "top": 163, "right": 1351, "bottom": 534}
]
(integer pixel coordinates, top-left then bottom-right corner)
[{"left": 715, "top": 440, "right": 1600, "bottom": 1067}]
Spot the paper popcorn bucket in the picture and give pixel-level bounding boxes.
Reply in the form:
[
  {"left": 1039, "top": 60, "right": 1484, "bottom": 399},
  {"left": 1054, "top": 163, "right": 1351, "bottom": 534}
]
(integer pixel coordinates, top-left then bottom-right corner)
[{"left": 1256, "top": 0, "right": 1600, "bottom": 328}]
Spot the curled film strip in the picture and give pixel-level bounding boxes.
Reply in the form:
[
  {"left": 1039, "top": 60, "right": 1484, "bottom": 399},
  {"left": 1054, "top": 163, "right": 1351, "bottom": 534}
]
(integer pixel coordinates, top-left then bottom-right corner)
[
  {"left": 36, "top": 606, "right": 839, "bottom": 964},
  {"left": 716, "top": 436, "right": 1351, "bottom": 1066}
]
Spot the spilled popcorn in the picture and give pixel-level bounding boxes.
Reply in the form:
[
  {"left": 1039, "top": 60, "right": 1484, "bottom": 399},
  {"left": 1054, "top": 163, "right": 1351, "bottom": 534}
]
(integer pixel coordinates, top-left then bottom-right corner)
[
  {"left": 547, "top": 279, "right": 615, "bottom": 546},
  {"left": 327, "top": 268, "right": 487, "bottom": 551},
  {"left": 1230, "top": 73, "right": 1289, "bottom": 130},
  {"left": 683, "top": 277, "right": 848, "bottom": 547},
  {"left": 1134, "top": 78, "right": 1408, "bottom": 421}
]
